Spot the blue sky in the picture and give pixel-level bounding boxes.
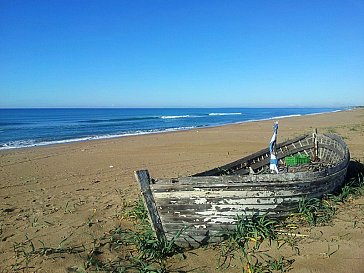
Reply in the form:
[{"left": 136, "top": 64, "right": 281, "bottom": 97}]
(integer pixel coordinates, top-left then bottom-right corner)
[{"left": 0, "top": 1, "right": 363, "bottom": 108}]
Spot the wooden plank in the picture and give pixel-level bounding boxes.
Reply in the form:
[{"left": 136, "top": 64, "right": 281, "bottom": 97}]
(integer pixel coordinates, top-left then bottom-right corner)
[
  {"left": 158, "top": 205, "right": 300, "bottom": 222},
  {"left": 134, "top": 170, "right": 166, "bottom": 242},
  {"left": 165, "top": 227, "right": 234, "bottom": 239},
  {"left": 153, "top": 188, "right": 321, "bottom": 201},
  {"left": 152, "top": 182, "right": 328, "bottom": 195},
  {"left": 155, "top": 196, "right": 305, "bottom": 209},
  {"left": 160, "top": 209, "right": 291, "bottom": 229},
  {"left": 152, "top": 173, "right": 328, "bottom": 190},
  {"left": 154, "top": 170, "right": 329, "bottom": 187}
]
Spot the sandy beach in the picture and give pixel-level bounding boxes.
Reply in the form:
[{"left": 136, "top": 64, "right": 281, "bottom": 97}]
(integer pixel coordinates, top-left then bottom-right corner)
[{"left": 1, "top": 108, "right": 364, "bottom": 272}]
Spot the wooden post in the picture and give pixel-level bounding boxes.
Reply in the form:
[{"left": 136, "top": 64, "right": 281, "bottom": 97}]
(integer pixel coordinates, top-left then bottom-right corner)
[{"left": 134, "top": 170, "right": 166, "bottom": 242}]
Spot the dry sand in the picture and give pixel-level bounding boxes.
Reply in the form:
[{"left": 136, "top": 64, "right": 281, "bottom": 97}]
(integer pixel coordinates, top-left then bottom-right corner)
[{"left": 1, "top": 108, "right": 364, "bottom": 272}]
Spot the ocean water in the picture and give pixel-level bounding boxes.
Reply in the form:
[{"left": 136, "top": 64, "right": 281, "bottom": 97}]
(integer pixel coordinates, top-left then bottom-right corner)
[{"left": 0, "top": 108, "right": 344, "bottom": 150}]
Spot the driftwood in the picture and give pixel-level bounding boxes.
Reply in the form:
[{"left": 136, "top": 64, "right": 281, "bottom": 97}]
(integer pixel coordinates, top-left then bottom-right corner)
[{"left": 134, "top": 133, "right": 350, "bottom": 247}]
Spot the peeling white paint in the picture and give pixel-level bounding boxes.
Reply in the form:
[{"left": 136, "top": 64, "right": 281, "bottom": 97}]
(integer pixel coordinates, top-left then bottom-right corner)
[
  {"left": 194, "top": 225, "right": 207, "bottom": 229},
  {"left": 194, "top": 197, "right": 207, "bottom": 204},
  {"left": 210, "top": 217, "right": 235, "bottom": 224},
  {"left": 156, "top": 189, "right": 298, "bottom": 200}
]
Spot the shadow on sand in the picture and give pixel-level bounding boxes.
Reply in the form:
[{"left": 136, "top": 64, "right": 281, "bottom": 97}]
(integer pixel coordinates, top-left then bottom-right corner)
[{"left": 346, "top": 160, "right": 364, "bottom": 186}]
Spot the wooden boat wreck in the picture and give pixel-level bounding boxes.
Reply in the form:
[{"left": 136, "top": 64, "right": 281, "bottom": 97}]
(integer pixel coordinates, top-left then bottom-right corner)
[{"left": 135, "top": 132, "right": 349, "bottom": 247}]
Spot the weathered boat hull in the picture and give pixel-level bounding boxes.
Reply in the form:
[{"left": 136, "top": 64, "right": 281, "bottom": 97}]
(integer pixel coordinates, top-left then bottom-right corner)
[{"left": 135, "top": 133, "right": 349, "bottom": 247}]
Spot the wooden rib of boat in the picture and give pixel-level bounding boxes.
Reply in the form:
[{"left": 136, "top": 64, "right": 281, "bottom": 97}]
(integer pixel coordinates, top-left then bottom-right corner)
[{"left": 134, "top": 133, "right": 350, "bottom": 247}]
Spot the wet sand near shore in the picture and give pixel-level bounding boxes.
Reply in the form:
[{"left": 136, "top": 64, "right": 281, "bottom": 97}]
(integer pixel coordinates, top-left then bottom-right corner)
[{"left": 1, "top": 108, "right": 364, "bottom": 272}]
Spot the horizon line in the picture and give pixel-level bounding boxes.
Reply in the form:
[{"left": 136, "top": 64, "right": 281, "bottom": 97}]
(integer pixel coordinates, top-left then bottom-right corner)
[{"left": 0, "top": 105, "right": 356, "bottom": 110}]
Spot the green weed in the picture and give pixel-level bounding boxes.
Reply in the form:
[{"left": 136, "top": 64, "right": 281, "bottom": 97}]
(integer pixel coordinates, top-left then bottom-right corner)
[
  {"left": 85, "top": 225, "right": 185, "bottom": 272},
  {"left": 84, "top": 196, "right": 185, "bottom": 272},
  {"left": 64, "top": 201, "right": 75, "bottom": 214},
  {"left": 218, "top": 214, "right": 280, "bottom": 270},
  {"left": 225, "top": 214, "right": 278, "bottom": 250},
  {"left": 321, "top": 244, "right": 340, "bottom": 258},
  {"left": 297, "top": 197, "right": 336, "bottom": 226},
  {"left": 326, "top": 127, "right": 337, "bottom": 134},
  {"left": 123, "top": 198, "right": 149, "bottom": 223},
  {"left": 241, "top": 253, "right": 294, "bottom": 273},
  {"left": 13, "top": 234, "right": 85, "bottom": 270}
]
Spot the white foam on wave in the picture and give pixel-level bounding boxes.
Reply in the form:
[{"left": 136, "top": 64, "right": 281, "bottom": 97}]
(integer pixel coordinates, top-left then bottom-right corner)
[
  {"left": 270, "top": 114, "right": 302, "bottom": 119},
  {"left": 232, "top": 114, "right": 303, "bottom": 125},
  {"left": 160, "top": 115, "right": 194, "bottom": 119},
  {"left": 209, "top": 112, "right": 242, "bottom": 116},
  {"left": 306, "top": 109, "right": 345, "bottom": 116},
  {"left": 0, "top": 126, "right": 197, "bottom": 150},
  {"left": 233, "top": 109, "right": 344, "bottom": 125}
]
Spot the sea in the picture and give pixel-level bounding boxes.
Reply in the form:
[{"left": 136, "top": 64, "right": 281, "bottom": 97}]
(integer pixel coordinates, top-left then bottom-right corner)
[{"left": 0, "top": 108, "right": 346, "bottom": 150}]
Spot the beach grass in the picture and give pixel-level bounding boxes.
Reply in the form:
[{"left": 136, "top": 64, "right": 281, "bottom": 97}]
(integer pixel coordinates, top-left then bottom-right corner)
[
  {"left": 80, "top": 197, "right": 186, "bottom": 272},
  {"left": 13, "top": 234, "right": 85, "bottom": 271}
]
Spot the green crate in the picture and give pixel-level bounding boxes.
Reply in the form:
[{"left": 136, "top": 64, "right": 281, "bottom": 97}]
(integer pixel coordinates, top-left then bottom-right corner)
[
  {"left": 285, "top": 156, "right": 297, "bottom": 166},
  {"left": 297, "top": 155, "right": 310, "bottom": 164},
  {"left": 285, "top": 155, "right": 310, "bottom": 166}
]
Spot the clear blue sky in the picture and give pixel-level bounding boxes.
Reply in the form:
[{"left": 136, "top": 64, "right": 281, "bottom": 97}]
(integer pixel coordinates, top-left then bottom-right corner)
[{"left": 1, "top": 0, "right": 363, "bottom": 108}]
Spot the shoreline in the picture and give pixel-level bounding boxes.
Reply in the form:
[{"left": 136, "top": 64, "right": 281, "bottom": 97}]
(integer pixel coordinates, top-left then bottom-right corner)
[{"left": 0, "top": 108, "right": 351, "bottom": 151}]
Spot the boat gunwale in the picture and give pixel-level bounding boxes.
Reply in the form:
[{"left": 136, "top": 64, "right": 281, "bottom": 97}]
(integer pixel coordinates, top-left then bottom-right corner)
[
  {"left": 152, "top": 166, "right": 349, "bottom": 189},
  {"left": 191, "top": 134, "right": 350, "bottom": 178}
]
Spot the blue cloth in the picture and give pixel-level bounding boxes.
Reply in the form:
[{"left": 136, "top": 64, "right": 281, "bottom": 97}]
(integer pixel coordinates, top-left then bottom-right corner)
[
  {"left": 269, "top": 122, "right": 279, "bottom": 173},
  {"left": 269, "top": 122, "right": 278, "bottom": 153},
  {"left": 270, "top": 158, "right": 278, "bottom": 165}
]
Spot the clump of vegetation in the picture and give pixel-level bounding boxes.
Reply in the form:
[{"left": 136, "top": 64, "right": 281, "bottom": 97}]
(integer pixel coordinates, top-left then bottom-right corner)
[
  {"left": 295, "top": 197, "right": 336, "bottom": 226},
  {"left": 13, "top": 234, "right": 85, "bottom": 270},
  {"left": 242, "top": 254, "right": 294, "bottom": 273},
  {"left": 121, "top": 197, "right": 150, "bottom": 223},
  {"left": 223, "top": 214, "right": 278, "bottom": 252},
  {"left": 325, "top": 127, "right": 338, "bottom": 134},
  {"left": 218, "top": 214, "right": 295, "bottom": 272},
  {"left": 84, "top": 198, "right": 185, "bottom": 273}
]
